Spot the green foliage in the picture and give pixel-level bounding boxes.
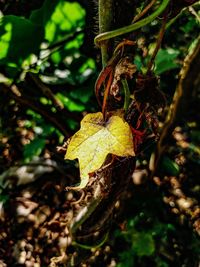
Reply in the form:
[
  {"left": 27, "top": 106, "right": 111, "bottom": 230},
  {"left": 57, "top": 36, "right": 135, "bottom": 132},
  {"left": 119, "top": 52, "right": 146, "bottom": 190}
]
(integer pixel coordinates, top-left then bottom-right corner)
[
  {"left": 0, "top": 15, "right": 44, "bottom": 66},
  {"left": 0, "top": 0, "right": 86, "bottom": 79},
  {"left": 155, "top": 48, "right": 180, "bottom": 75},
  {"left": 30, "top": 0, "right": 85, "bottom": 43},
  {"left": 23, "top": 137, "right": 46, "bottom": 162},
  {"left": 180, "top": 17, "right": 197, "bottom": 33},
  {"left": 56, "top": 93, "right": 85, "bottom": 112},
  {"left": 131, "top": 231, "right": 155, "bottom": 256},
  {"left": 160, "top": 156, "right": 180, "bottom": 176},
  {"left": 22, "top": 109, "right": 62, "bottom": 162},
  {"left": 30, "top": 0, "right": 86, "bottom": 69},
  {"left": 0, "top": 192, "right": 9, "bottom": 204},
  {"left": 115, "top": 214, "right": 175, "bottom": 267},
  {"left": 0, "top": 0, "right": 94, "bottom": 162}
]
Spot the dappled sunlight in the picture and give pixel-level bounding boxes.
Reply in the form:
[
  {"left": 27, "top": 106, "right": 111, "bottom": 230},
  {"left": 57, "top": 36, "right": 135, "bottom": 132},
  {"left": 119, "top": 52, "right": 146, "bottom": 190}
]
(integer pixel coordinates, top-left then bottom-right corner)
[{"left": 0, "top": 22, "right": 12, "bottom": 61}]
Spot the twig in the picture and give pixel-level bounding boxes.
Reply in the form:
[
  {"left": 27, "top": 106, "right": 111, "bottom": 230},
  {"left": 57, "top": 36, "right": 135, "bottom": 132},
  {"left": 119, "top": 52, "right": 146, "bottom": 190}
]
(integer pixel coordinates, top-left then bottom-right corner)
[
  {"left": 44, "top": 29, "right": 84, "bottom": 51},
  {"left": 147, "top": 12, "right": 168, "bottom": 74},
  {"left": 188, "top": 6, "right": 200, "bottom": 23},
  {"left": 2, "top": 84, "right": 70, "bottom": 137},
  {"left": 166, "top": 0, "right": 200, "bottom": 29},
  {"left": 28, "top": 73, "right": 64, "bottom": 111},
  {"left": 132, "top": 0, "right": 157, "bottom": 23}
]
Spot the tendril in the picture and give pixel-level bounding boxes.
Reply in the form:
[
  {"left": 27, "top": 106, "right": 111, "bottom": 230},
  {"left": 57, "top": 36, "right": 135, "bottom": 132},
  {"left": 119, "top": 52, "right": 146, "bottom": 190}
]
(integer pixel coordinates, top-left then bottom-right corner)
[{"left": 94, "top": 0, "right": 170, "bottom": 47}]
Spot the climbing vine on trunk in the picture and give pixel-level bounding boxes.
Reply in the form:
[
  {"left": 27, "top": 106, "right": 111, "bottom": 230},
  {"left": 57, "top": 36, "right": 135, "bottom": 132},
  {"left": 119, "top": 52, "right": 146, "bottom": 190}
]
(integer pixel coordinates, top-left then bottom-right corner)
[{"left": 63, "top": 0, "right": 178, "bottom": 246}]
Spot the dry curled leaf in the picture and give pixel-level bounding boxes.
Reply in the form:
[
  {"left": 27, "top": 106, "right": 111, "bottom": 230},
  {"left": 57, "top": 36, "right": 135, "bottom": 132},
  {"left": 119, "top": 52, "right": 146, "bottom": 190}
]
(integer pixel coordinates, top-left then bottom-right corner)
[
  {"left": 65, "top": 112, "right": 134, "bottom": 189},
  {"left": 110, "top": 56, "right": 137, "bottom": 97}
]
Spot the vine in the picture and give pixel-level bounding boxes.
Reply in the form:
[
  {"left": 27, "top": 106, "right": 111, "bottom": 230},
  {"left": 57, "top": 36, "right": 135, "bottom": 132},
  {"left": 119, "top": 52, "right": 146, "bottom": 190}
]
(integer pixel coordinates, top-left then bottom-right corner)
[
  {"left": 61, "top": 0, "right": 200, "bottom": 251},
  {"left": 66, "top": 0, "right": 173, "bottom": 247},
  {"left": 95, "top": 0, "right": 170, "bottom": 47}
]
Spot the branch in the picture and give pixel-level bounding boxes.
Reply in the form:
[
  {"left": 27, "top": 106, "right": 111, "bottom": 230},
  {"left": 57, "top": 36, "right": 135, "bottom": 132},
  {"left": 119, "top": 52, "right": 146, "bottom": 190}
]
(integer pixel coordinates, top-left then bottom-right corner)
[
  {"left": 147, "top": 12, "right": 168, "bottom": 74},
  {"left": 150, "top": 36, "right": 200, "bottom": 175},
  {"left": 132, "top": 0, "right": 157, "bottom": 23},
  {"left": 27, "top": 73, "right": 64, "bottom": 111},
  {"left": 2, "top": 84, "right": 72, "bottom": 137}
]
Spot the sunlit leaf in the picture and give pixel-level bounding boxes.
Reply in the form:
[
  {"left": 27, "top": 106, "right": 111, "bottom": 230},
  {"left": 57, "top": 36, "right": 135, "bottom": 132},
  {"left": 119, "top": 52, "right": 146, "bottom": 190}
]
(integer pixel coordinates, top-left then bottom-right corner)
[
  {"left": 51, "top": 51, "right": 62, "bottom": 64},
  {"left": 65, "top": 112, "right": 134, "bottom": 188},
  {"left": 0, "top": 15, "right": 44, "bottom": 66},
  {"left": 0, "top": 22, "right": 12, "bottom": 60},
  {"left": 56, "top": 93, "right": 85, "bottom": 112},
  {"left": 30, "top": 0, "right": 85, "bottom": 44}
]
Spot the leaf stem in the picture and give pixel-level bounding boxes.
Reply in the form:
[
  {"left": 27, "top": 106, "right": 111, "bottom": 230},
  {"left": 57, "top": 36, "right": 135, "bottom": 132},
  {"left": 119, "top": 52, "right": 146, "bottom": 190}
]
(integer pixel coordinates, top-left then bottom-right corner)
[{"left": 121, "top": 78, "right": 130, "bottom": 113}]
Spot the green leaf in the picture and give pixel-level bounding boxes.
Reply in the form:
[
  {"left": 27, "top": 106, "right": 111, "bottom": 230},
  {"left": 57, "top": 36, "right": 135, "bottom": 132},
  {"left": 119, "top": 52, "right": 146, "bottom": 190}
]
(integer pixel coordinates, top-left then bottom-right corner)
[
  {"left": 117, "top": 250, "right": 135, "bottom": 267},
  {"left": 180, "top": 18, "right": 197, "bottom": 33},
  {"left": 132, "top": 232, "right": 155, "bottom": 256},
  {"left": 30, "top": 0, "right": 85, "bottom": 44},
  {"left": 0, "top": 15, "right": 44, "bottom": 66},
  {"left": 134, "top": 55, "right": 143, "bottom": 71},
  {"left": 69, "top": 86, "right": 93, "bottom": 104},
  {"left": 5, "top": 63, "right": 19, "bottom": 78},
  {"left": 56, "top": 93, "right": 85, "bottom": 112},
  {"left": 161, "top": 156, "right": 180, "bottom": 176},
  {"left": 0, "top": 193, "right": 9, "bottom": 204},
  {"left": 155, "top": 48, "right": 180, "bottom": 75},
  {"left": 23, "top": 138, "right": 46, "bottom": 162},
  {"left": 30, "top": 0, "right": 59, "bottom": 26}
]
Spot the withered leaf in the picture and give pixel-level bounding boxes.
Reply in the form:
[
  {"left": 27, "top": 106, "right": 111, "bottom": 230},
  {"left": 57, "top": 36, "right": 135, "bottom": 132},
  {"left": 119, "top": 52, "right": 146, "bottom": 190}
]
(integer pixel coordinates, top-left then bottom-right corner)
[
  {"left": 65, "top": 112, "right": 134, "bottom": 189},
  {"left": 110, "top": 57, "right": 137, "bottom": 97}
]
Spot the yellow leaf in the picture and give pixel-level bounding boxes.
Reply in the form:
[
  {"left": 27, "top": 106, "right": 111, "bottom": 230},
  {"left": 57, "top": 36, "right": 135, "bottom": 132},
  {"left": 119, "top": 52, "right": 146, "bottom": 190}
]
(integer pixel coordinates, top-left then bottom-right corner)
[{"left": 65, "top": 112, "right": 135, "bottom": 189}]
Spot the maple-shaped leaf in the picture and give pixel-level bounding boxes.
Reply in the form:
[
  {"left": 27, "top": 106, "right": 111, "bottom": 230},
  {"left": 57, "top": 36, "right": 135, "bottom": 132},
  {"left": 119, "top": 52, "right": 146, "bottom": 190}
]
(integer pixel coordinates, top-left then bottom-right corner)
[{"left": 65, "top": 112, "right": 135, "bottom": 189}]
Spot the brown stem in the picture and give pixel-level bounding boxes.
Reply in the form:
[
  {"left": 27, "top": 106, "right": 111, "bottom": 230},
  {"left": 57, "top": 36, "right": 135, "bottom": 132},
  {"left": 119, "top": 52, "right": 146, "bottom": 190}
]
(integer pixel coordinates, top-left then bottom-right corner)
[
  {"left": 132, "top": 0, "right": 157, "bottom": 23},
  {"left": 2, "top": 84, "right": 71, "bottom": 137},
  {"left": 102, "top": 70, "right": 113, "bottom": 118},
  {"left": 28, "top": 73, "right": 64, "bottom": 111},
  {"left": 147, "top": 12, "right": 168, "bottom": 74}
]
